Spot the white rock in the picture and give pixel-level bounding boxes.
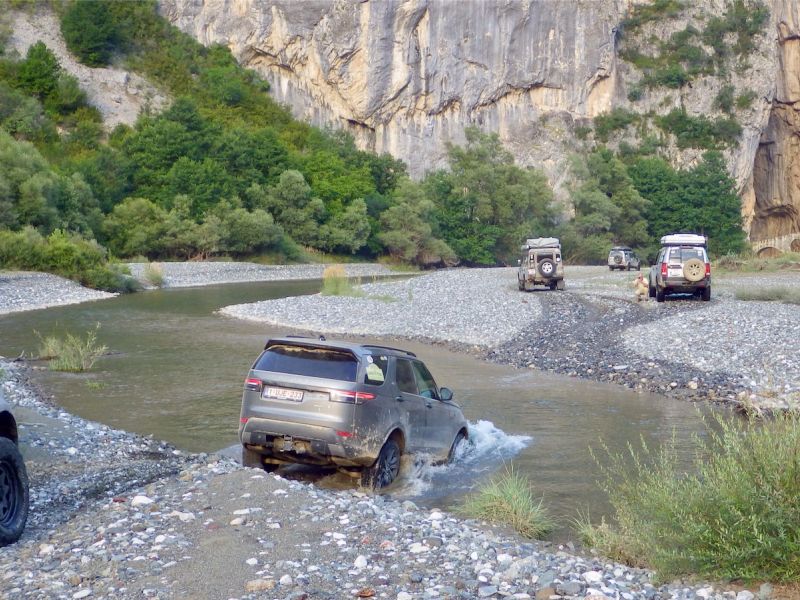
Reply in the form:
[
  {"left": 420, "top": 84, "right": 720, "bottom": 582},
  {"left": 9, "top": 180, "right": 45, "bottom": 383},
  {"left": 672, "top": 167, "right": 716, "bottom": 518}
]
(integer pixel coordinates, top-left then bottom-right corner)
[
  {"left": 246, "top": 558, "right": 258, "bottom": 566},
  {"left": 72, "top": 590, "right": 92, "bottom": 599},
  {"left": 397, "top": 593, "right": 413, "bottom": 600},
  {"left": 131, "top": 495, "right": 154, "bottom": 507},
  {"left": 38, "top": 543, "right": 55, "bottom": 556},
  {"left": 354, "top": 555, "right": 368, "bottom": 569},
  {"left": 582, "top": 571, "right": 603, "bottom": 583},
  {"left": 279, "top": 574, "right": 293, "bottom": 586}
]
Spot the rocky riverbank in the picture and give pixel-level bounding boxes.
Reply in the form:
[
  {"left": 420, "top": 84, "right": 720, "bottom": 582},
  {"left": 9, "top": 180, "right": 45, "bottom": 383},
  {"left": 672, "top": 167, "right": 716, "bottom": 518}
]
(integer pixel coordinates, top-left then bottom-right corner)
[
  {"left": 1, "top": 262, "right": 796, "bottom": 599},
  {"left": 0, "top": 361, "right": 764, "bottom": 600}
]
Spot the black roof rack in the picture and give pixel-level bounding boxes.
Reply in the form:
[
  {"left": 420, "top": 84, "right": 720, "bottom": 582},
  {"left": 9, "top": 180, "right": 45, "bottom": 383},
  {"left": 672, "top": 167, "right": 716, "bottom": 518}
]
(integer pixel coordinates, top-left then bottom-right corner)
[{"left": 361, "top": 344, "right": 417, "bottom": 357}]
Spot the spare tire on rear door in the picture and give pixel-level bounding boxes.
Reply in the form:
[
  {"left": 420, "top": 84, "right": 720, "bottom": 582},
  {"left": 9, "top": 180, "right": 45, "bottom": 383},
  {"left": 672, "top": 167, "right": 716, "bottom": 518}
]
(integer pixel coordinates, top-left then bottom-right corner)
[
  {"left": 683, "top": 258, "right": 705, "bottom": 282},
  {"left": 538, "top": 258, "right": 556, "bottom": 277}
]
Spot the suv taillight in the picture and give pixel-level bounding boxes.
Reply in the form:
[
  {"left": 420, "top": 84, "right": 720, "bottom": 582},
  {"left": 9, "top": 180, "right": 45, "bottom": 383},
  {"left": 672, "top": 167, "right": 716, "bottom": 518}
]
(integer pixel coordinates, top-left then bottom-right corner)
[
  {"left": 245, "top": 378, "right": 262, "bottom": 392},
  {"left": 705, "top": 262, "right": 711, "bottom": 276},
  {"left": 660, "top": 262, "right": 668, "bottom": 277},
  {"left": 330, "top": 390, "right": 376, "bottom": 404}
]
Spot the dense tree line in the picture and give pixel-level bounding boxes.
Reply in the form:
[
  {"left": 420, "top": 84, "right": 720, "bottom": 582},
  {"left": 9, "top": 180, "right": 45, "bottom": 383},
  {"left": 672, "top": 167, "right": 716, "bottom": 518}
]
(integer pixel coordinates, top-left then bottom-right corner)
[{"left": 0, "top": 0, "right": 749, "bottom": 290}]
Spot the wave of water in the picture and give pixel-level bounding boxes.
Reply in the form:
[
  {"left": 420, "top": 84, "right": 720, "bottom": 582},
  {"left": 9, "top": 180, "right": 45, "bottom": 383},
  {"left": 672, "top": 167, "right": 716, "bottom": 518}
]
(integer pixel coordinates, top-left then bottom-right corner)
[{"left": 388, "top": 419, "right": 532, "bottom": 499}]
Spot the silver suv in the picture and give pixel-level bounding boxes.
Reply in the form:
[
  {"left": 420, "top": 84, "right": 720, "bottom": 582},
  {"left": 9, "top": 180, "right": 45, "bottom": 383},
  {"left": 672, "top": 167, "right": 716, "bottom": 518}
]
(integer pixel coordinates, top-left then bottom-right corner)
[
  {"left": 648, "top": 233, "right": 711, "bottom": 302},
  {"left": 239, "top": 336, "right": 469, "bottom": 489},
  {"left": 0, "top": 387, "right": 29, "bottom": 546},
  {"left": 517, "top": 237, "right": 565, "bottom": 291},
  {"left": 608, "top": 246, "right": 641, "bottom": 271}
]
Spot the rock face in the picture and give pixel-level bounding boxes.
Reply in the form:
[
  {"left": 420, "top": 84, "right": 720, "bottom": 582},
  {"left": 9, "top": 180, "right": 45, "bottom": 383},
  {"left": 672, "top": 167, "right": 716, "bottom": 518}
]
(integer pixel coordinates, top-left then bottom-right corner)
[
  {"left": 158, "top": 0, "right": 799, "bottom": 246},
  {"left": 750, "top": 1, "right": 800, "bottom": 242}
]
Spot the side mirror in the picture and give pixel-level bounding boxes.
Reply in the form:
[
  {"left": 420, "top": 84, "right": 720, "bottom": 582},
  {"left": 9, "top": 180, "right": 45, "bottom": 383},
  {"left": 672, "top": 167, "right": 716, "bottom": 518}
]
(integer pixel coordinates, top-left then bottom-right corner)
[{"left": 439, "top": 387, "right": 453, "bottom": 402}]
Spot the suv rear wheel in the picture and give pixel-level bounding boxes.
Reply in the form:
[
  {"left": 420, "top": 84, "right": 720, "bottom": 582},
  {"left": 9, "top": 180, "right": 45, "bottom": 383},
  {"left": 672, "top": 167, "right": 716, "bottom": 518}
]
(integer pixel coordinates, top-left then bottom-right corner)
[
  {"left": 0, "top": 437, "right": 28, "bottom": 546},
  {"left": 701, "top": 286, "right": 711, "bottom": 301},
  {"left": 361, "top": 438, "right": 401, "bottom": 489}
]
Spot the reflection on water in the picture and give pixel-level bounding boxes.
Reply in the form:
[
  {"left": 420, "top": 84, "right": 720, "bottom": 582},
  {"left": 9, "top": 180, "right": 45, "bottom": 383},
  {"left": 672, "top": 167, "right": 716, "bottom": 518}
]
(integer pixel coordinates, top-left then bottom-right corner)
[{"left": 0, "top": 279, "right": 712, "bottom": 522}]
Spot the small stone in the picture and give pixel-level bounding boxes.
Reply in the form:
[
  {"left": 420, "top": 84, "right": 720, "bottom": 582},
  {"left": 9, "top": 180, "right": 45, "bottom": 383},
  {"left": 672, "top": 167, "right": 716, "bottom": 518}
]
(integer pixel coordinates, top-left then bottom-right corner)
[
  {"left": 131, "top": 495, "right": 154, "bottom": 507},
  {"left": 245, "top": 579, "right": 275, "bottom": 593},
  {"left": 354, "top": 555, "right": 368, "bottom": 569},
  {"left": 279, "top": 574, "right": 293, "bottom": 586},
  {"left": 246, "top": 558, "right": 258, "bottom": 566},
  {"left": 72, "top": 590, "right": 92, "bottom": 599}
]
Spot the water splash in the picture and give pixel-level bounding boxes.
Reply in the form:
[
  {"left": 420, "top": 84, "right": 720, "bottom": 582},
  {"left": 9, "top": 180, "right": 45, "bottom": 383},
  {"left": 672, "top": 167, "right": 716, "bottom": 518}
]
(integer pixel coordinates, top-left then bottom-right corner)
[{"left": 388, "top": 420, "right": 532, "bottom": 499}]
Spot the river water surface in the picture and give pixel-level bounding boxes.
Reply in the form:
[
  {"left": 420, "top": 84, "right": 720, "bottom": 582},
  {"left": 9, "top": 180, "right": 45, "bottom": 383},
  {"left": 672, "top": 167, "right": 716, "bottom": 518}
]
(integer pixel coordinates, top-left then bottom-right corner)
[{"left": 0, "top": 280, "right": 711, "bottom": 521}]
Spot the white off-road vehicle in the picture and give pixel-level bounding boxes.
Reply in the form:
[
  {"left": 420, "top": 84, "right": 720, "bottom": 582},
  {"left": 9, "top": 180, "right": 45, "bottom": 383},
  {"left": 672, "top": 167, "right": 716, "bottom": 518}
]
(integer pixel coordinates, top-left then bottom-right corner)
[
  {"left": 517, "top": 237, "right": 565, "bottom": 291},
  {"left": 648, "top": 233, "right": 711, "bottom": 302}
]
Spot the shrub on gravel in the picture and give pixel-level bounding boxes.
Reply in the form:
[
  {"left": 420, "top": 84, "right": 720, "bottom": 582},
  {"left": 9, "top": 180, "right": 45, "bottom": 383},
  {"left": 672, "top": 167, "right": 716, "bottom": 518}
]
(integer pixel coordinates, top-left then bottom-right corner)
[
  {"left": 735, "top": 286, "right": 800, "bottom": 305},
  {"left": 143, "top": 262, "right": 165, "bottom": 287},
  {"left": 457, "top": 467, "right": 554, "bottom": 539},
  {"left": 588, "top": 413, "right": 800, "bottom": 582}
]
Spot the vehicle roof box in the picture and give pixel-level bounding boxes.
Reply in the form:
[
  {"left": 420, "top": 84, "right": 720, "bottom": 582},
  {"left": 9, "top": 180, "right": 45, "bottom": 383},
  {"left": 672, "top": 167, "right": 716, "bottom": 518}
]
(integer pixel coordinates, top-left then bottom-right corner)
[
  {"left": 521, "top": 237, "right": 561, "bottom": 251},
  {"left": 660, "top": 233, "right": 707, "bottom": 247},
  {"left": 610, "top": 246, "right": 632, "bottom": 251}
]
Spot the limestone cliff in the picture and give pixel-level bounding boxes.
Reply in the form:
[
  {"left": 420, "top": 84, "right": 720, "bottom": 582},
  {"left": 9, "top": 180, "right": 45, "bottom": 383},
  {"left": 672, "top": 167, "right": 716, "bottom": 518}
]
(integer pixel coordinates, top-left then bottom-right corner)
[{"left": 159, "top": 0, "right": 800, "bottom": 249}]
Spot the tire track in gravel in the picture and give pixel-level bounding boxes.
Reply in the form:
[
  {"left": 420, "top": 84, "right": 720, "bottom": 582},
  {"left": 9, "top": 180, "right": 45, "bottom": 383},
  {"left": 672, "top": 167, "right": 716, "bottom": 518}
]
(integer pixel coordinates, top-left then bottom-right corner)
[{"left": 487, "top": 291, "right": 747, "bottom": 403}]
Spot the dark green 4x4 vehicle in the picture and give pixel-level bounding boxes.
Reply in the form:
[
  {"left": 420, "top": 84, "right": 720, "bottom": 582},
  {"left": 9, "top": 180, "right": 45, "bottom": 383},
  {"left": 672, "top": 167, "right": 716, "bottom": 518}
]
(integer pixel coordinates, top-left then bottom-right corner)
[
  {"left": 0, "top": 388, "right": 29, "bottom": 547},
  {"left": 239, "top": 337, "right": 469, "bottom": 489}
]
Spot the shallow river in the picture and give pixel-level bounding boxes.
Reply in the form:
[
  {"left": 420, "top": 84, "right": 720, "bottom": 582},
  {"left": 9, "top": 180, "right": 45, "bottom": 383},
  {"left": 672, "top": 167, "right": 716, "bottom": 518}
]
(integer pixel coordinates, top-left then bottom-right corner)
[{"left": 0, "top": 280, "right": 710, "bottom": 521}]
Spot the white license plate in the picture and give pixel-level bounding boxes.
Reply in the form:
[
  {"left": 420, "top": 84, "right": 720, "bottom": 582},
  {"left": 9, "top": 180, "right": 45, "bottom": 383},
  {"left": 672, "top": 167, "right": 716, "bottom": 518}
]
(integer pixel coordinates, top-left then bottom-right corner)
[
  {"left": 668, "top": 268, "right": 683, "bottom": 277},
  {"left": 263, "top": 387, "right": 304, "bottom": 402}
]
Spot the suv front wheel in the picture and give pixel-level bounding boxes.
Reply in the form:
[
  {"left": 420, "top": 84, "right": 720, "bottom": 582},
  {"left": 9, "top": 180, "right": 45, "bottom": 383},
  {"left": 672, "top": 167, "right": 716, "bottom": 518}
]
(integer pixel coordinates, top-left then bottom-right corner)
[{"left": 0, "top": 437, "right": 28, "bottom": 546}]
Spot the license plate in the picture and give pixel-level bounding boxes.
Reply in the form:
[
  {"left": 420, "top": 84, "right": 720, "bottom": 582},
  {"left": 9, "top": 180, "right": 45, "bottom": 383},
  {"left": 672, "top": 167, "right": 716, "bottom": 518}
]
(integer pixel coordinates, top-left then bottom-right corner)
[
  {"left": 668, "top": 268, "right": 683, "bottom": 277},
  {"left": 263, "top": 387, "right": 304, "bottom": 402}
]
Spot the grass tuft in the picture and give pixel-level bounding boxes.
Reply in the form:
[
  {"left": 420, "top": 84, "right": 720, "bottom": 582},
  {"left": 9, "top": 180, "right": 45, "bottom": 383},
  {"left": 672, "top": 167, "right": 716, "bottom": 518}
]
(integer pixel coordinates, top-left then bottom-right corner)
[
  {"left": 457, "top": 466, "right": 554, "bottom": 539},
  {"left": 320, "top": 265, "right": 363, "bottom": 297},
  {"left": 734, "top": 286, "right": 800, "bottom": 305},
  {"left": 36, "top": 324, "right": 108, "bottom": 372},
  {"left": 587, "top": 413, "right": 800, "bottom": 582},
  {"left": 142, "top": 262, "right": 165, "bottom": 287}
]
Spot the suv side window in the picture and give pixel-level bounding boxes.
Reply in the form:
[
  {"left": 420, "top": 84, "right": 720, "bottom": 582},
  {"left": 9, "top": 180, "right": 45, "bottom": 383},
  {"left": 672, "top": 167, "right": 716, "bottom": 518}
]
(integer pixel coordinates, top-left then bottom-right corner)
[
  {"left": 412, "top": 361, "right": 439, "bottom": 399},
  {"left": 395, "top": 359, "right": 419, "bottom": 394},
  {"left": 364, "top": 355, "right": 388, "bottom": 385}
]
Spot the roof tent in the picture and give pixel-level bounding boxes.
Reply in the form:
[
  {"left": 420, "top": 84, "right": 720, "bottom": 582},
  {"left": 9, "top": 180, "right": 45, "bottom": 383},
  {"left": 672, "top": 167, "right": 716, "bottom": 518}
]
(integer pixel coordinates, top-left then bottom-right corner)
[
  {"left": 660, "top": 233, "right": 707, "bottom": 247},
  {"left": 521, "top": 237, "right": 561, "bottom": 251}
]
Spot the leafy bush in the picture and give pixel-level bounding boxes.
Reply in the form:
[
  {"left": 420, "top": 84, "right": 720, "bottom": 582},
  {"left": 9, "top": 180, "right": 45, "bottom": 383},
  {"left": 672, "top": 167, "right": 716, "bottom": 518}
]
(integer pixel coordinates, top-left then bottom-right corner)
[
  {"left": 457, "top": 467, "right": 554, "bottom": 539},
  {"left": 714, "top": 84, "right": 736, "bottom": 114},
  {"left": 655, "top": 109, "right": 741, "bottom": 149},
  {"left": 593, "top": 108, "right": 639, "bottom": 142},
  {"left": 37, "top": 324, "right": 108, "bottom": 372},
  {"left": 622, "top": 0, "right": 685, "bottom": 30},
  {"left": 736, "top": 90, "right": 758, "bottom": 109},
  {"left": 588, "top": 413, "right": 800, "bottom": 582},
  {"left": 0, "top": 227, "right": 132, "bottom": 292}
]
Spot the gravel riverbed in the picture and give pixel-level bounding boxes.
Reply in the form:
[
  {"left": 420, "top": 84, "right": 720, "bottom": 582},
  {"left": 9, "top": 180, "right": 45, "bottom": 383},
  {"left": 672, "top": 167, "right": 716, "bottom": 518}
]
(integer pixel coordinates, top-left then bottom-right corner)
[{"left": 1, "top": 262, "right": 797, "bottom": 599}]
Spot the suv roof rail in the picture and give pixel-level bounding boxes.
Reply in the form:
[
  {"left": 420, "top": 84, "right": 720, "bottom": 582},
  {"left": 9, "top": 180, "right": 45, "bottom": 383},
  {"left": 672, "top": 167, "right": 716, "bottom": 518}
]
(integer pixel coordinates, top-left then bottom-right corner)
[{"left": 361, "top": 344, "right": 417, "bottom": 357}]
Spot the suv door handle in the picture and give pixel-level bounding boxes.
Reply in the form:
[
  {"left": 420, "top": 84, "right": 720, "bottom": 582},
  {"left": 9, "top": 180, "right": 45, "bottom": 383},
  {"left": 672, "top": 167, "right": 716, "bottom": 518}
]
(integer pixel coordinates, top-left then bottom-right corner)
[
  {"left": 425, "top": 401, "right": 433, "bottom": 408},
  {"left": 395, "top": 396, "right": 404, "bottom": 402}
]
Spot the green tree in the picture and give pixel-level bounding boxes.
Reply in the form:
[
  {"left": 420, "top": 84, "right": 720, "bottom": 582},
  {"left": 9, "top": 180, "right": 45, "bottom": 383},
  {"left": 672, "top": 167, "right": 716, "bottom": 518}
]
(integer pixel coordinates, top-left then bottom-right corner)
[
  {"left": 62, "top": 0, "right": 118, "bottom": 67},
  {"left": 102, "top": 197, "right": 167, "bottom": 257},
  {"left": 561, "top": 149, "right": 649, "bottom": 263},
  {"left": 433, "top": 127, "right": 556, "bottom": 265},
  {"left": 629, "top": 152, "right": 746, "bottom": 256},
  {"left": 17, "top": 41, "right": 60, "bottom": 100},
  {"left": 379, "top": 178, "right": 455, "bottom": 266}
]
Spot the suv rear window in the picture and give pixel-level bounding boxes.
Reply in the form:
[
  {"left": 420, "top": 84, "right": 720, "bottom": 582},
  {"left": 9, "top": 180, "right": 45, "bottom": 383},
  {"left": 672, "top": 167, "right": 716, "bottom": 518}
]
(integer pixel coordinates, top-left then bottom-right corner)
[
  {"left": 255, "top": 344, "right": 358, "bottom": 381},
  {"left": 667, "top": 247, "right": 705, "bottom": 263}
]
